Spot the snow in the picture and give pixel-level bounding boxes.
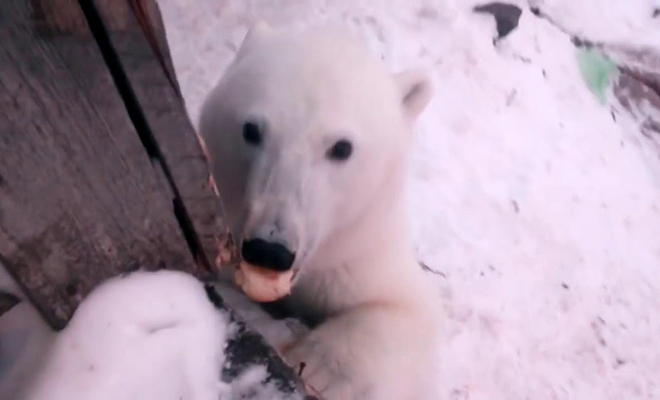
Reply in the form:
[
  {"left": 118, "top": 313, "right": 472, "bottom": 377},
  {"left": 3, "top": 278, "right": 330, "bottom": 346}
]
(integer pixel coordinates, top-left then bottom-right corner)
[
  {"left": 2, "top": 0, "right": 660, "bottom": 399},
  {"left": 19, "top": 270, "right": 229, "bottom": 400}
]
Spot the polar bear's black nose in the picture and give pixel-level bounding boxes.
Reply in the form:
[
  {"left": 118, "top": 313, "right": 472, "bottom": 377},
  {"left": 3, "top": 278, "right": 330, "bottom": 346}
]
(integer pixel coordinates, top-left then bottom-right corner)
[{"left": 241, "top": 238, "right": 296, "bottom": 272}]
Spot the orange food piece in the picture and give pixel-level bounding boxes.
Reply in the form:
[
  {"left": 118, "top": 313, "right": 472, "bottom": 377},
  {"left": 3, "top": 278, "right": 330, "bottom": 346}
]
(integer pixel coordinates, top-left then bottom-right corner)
[{"left": 234, "top": 262, "right": 293, "bottom": 302}]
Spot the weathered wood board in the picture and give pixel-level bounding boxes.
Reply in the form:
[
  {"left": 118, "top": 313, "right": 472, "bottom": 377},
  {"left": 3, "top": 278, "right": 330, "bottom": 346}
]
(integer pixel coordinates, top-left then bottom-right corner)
[
  {"left": 84, "top": 0, "right": 235, "bottom": 272},
  {"left": 0, "top": 0, "right": 198, "bottom": 329},
  {"left": 0, "top": 0, "right": 227, "bottom": 330}
]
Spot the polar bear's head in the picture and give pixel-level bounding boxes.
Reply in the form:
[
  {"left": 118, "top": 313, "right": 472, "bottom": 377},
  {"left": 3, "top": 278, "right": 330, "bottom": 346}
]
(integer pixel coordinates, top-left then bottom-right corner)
[{"left": 199, "top": 24, "right": 432, "bottom": 275}]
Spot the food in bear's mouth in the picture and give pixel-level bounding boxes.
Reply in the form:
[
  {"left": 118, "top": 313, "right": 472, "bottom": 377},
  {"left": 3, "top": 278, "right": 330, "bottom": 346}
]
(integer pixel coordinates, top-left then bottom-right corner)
[{"left": 234, "top": 261, "right": 294, "bottom": 302}]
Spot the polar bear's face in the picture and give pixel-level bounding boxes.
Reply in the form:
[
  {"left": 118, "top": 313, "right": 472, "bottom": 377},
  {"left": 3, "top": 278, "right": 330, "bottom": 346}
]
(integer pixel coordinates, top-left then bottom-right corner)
[{"left": 199, "top": 26, "right": 431, "bottom": 274}]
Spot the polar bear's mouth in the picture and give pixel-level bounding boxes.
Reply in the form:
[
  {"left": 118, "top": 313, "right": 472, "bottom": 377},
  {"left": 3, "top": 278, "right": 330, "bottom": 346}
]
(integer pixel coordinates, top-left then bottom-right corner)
[{"left": 233, "top": 262, "right": 300, "bottom": 303}]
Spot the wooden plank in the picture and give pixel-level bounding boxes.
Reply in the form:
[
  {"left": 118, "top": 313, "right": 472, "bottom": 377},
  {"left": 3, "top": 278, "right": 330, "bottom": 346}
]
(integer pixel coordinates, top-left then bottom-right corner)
[
  {"left": 124, "top": 0, "right": 182, "bottom": 98},
  {"left": 0, "top": 0, "right": 195, "bottom": 330},
  {"left": 30, "top": 0, "right": 130, "bottom": 34},
  {"left": 84, "top": 0, "right": 240, "bottom": 275}
]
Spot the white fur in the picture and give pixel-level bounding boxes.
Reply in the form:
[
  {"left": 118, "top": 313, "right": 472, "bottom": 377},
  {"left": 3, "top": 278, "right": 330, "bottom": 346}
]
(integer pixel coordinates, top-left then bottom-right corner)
[{"left": 199, "top": 24, "right": 441, "bottom": 400}]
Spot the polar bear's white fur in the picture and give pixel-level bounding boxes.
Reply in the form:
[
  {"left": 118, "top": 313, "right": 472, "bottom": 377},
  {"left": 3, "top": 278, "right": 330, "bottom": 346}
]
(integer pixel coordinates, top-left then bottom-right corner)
[{"left": 199, "top": 23, "right": 441, "bottom": 400}]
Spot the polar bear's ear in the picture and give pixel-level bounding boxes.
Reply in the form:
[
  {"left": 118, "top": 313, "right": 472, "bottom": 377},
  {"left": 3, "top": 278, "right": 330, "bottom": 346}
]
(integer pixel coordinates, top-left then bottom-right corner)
[
  {"left": 394, "top": 70, "right": 433, "bottom": 121},
  {"left": 235, "top": 21, "right": 273, "bottom": 59}
]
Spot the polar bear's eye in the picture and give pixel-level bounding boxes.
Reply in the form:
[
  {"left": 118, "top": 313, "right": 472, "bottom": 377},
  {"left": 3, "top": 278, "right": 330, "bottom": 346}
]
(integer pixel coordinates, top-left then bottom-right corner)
[
  {"left": 242, "top": 122, "right": 262, "bottom": 146},
  {"left": 326, "top": 139, "right": 353, "bottom": 161}
]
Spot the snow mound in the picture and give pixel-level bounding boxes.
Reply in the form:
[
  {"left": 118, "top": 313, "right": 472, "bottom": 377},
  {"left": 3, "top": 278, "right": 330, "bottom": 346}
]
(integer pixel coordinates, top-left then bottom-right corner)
[{"left": 22, "top": 270, "right": 229, "bottom": 400}]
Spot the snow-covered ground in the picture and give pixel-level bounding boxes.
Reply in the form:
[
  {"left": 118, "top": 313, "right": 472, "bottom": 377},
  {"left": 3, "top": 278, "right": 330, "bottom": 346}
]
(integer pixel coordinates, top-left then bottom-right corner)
[{"left": 2, "top": 0, "right": 660, "bottom": 399}]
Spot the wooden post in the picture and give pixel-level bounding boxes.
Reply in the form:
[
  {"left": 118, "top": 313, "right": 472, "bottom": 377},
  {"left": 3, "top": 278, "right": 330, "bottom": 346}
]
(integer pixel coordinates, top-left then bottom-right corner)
[
  {"left": 0, "top": 0, "right": 232, "bottom": 330},
  {"left": 83, "top": 0, "right": 239, "bottom": 272}
]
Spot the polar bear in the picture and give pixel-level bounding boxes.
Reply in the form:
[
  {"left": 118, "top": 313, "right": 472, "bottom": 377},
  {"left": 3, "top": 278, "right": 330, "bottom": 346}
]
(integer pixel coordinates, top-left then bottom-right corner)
[{"left": 199, "top": 23, "right": 441, "bottom": 400}]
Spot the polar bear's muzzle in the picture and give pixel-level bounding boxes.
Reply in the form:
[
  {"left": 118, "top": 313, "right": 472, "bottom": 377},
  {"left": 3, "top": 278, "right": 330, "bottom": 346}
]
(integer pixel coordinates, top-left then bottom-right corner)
[{"left": 241, "top": 237, "right": 296, "bottom": 272}]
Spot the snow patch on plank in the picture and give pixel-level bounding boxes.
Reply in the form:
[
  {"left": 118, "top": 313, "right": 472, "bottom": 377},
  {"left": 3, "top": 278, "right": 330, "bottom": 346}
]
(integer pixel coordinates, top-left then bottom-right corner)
[{"left": 21, "top": 270, "right": 229, "bottom": 400}]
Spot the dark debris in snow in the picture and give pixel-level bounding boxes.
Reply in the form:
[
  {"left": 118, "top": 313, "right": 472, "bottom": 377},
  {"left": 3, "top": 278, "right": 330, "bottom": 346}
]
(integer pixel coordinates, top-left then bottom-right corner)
[
  {"left": 420, "top": 261, "right": 447, "bottom": 278},
  {"left": 473, "top": 2, "right": 522, "bottom": 40},
  {"left": 203, "top": 284, "right": 310, "bottom": 398}
]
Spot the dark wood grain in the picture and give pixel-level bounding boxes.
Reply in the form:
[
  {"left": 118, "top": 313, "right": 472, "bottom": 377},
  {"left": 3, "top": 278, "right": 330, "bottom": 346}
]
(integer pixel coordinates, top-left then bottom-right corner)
[
  {"left": 127, "top": 0, "right": 182, "bottom": 97},
  {"left": 0, "top": 0, "right": 195, "bottom": 329},
  {"left": 86, "top": 0, "right": 238, "bottom": 275},
  {"left": 30, "top": 0, "right": 132, "bottom": 34},
  {"left": 30, "top": 0, "right": 89, "bottom": 34}
]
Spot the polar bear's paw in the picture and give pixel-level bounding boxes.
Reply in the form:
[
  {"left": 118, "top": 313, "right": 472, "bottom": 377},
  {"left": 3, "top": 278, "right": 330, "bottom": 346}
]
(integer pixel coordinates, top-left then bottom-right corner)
[{"left": 284, "top": 334, "right": 368, "bottom": 400}]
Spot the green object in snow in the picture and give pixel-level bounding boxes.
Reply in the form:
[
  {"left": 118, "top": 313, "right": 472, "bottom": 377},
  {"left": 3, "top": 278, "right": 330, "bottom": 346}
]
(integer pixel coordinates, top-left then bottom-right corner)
[{"left": 576, "top": 48, "right": 618, "bottom": 104}]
